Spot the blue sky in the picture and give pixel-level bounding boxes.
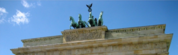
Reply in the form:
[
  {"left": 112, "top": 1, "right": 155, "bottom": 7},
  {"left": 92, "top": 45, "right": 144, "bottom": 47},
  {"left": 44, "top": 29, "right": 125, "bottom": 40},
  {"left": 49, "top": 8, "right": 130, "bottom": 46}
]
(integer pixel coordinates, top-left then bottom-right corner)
[{"left": 0, "top": 0, "right": 178, "bottom": 55}]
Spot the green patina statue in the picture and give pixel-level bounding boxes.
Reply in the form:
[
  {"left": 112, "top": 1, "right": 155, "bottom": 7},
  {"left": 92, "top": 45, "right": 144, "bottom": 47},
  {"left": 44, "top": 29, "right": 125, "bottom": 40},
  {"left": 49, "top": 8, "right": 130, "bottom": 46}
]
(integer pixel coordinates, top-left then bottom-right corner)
[
  {"left": 69, "top": 3, "right": 104, "bottom": 29},
  {"left": 87, "top": 11, "right": 103, "bottom": 27},
  {"left": 97, "top": 11, "right": 103, "bottom": 26},
  {"left": 88, "top": 12, "right": 96, "bottom": 27},
  {"left": 78, "top": 14, "right": 90, "bottom": 28},
  {"left": 70, "top": 16, "right": 79, "bottom": 29},
  {"left": 86, "top": 3, "right": 92, "bottom": 12},
  {"left": 95, "top": 18, "right": 97, "bottom": 26}
]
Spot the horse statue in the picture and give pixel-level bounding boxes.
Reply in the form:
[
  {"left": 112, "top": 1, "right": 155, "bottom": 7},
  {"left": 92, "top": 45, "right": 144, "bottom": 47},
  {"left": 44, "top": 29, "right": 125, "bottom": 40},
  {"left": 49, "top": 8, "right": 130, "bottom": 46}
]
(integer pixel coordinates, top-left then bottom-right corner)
[
  {"left": 70, "top": 16, "right": 79, "bottom": 29},
  {"left": 98, "top": 11, "right": 103, "bottom": 26},
  {"left": 78, "top": 14, "right": 90, "bottom": 28},
  {"left": 88, "top": 12, "right": 96, "bottom": 27}
]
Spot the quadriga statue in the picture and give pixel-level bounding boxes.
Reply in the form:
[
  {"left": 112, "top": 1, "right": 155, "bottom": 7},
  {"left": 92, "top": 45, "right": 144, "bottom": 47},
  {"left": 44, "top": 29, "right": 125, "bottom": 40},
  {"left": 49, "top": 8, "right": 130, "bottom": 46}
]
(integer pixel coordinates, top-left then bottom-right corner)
[{"left": 78, "top": 14, "right": 89, "bottom": 28}]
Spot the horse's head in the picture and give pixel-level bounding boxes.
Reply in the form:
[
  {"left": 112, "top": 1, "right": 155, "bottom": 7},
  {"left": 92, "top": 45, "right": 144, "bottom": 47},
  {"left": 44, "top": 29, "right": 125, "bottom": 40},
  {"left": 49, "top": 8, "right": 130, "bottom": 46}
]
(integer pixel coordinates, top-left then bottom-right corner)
[
  {"left": 99, "top": 11, "right": 103, "bottom": 19},
  {"left": 70, "top": 16, "right": 73, "bottom": 21},
  {"left": 78, "top": 14, "right": 82, "bottom": 20},
  {"left": 100, "top": 11, "right": 103, "bottom": 16}
]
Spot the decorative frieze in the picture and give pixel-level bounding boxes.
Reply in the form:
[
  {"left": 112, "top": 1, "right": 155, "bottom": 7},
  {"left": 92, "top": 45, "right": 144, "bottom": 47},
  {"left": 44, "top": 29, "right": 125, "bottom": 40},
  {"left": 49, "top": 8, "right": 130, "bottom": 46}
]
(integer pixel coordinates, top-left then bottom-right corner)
[
  {"left": 65, "top": 31, "right": 102, "bottom": 42},
  {"left": 62, "top": 26, "right": 107, "bottom": 42}
]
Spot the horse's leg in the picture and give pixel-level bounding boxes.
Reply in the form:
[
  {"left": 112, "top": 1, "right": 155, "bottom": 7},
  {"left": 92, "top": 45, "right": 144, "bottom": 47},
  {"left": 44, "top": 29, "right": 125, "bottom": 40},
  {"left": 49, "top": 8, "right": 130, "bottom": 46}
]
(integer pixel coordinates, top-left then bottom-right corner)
[
  {"left": 78, "top": 21, "right": 81, "bottom": 28},
  {"left": 82, "top": 25, "right": 85, "bottom": 28},
  {"left": 70, "top": 25, "right": 73, "bottom": 29},
  {"left": 99, "top": 20, "right": 102, "bottom": 26},
  {"left": 81, "top": 23, "right": 85, "bottom": 28}
]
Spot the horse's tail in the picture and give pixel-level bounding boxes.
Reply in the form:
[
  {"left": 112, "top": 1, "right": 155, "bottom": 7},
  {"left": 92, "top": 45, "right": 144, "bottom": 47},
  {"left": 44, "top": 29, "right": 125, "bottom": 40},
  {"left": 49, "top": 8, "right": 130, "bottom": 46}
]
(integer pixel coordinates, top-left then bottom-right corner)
[{"left": 84, "top": 21, "right": 90, "bottom": 27}]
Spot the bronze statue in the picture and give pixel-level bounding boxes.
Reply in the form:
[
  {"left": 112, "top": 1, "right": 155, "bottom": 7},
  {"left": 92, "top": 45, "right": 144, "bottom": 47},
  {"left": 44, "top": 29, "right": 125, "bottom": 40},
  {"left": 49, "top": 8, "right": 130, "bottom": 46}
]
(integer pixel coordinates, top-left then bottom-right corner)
[
  {"left": 69, "top": 16, "right": 79, "bottom": 29},
  {"left": 88, "top": 12, "right": 96, "bottom": 27},
  {"left": 86, "top": 3, "right": 92, "bottom": 12},
  {"left": 95, "top": 18, "right": 97, "bottom": 26},
  {"left": 97, "top": 11, "right": 103, "bottom": 26},
  {"left": 69, "top": 3, "right": 104, "bottom": 29},
  {"left": 78, "top": 14, "right": 89, "bottom": 28}
]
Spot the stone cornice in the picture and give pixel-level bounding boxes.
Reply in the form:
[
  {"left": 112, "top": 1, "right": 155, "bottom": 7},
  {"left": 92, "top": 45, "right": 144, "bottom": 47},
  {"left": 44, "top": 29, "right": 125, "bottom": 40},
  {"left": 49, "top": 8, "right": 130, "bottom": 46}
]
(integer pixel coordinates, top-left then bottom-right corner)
[
  {"left": 20, "top": 24, "right": 165, "bottom": 44},
  {"left": 61, "top": 26, "right": 108, "bottom": 35},
  {"left": 11, "top": 34, "right": 172, "bottom": 54},
  {"left": 21, "top": 35, "right": 63, "bottom": 43},
  {"left": 107, "top": 24, "right": 166, "bottom": 33}
]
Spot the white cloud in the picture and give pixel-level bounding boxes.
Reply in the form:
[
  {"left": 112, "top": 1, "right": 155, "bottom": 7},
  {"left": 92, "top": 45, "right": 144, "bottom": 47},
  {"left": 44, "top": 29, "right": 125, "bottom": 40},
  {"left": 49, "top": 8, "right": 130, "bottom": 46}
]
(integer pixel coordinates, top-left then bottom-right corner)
[
  {"left": 21, "top": 0, "right": 31, "bottom": 8},
  {"left": 21, "top": 0, "right": 41, "bottom": 8},
  {"left": 11, "top": 10, "right": 29, "bottom": 25},
  {"left": 0, "top": 7, "right": 7, "bottom": 13},
  {"left": 0, "top": 7, "right": 8, "bottom": 24}
]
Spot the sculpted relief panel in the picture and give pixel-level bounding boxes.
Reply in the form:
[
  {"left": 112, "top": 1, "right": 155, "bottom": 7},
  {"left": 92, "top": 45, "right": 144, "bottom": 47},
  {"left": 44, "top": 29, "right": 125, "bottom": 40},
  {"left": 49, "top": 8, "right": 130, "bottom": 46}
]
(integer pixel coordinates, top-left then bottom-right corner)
[
  {"left": 65, "top": 31, "right": 103, "bottom": 42},
  {"left": 62, "top": 26, "right": 107, "bottom": 42}
]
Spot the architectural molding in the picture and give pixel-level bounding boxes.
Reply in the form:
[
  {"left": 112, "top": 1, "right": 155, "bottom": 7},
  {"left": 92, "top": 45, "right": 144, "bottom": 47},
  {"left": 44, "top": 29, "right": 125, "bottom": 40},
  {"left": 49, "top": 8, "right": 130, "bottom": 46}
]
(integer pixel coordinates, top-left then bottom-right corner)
[
  {"left": 21, "top": 35, "right": 63, "bottom": 43},
  {"left": 10, "top": 24, "right": 173, "bottom": 55},
  {"left": 108, "top": 24, "right": 165, "bottom": 33},
  {"left": 11, "top": 34, "right": 172, "bottom": 54}
]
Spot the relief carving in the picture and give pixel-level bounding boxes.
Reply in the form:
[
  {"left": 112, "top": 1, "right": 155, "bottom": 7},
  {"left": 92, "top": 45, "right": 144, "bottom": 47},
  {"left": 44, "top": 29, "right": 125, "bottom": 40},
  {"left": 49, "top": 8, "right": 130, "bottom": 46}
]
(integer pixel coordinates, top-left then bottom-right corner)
[{"left": 65, "top": 31, "right": 102, "bottom": 42}]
